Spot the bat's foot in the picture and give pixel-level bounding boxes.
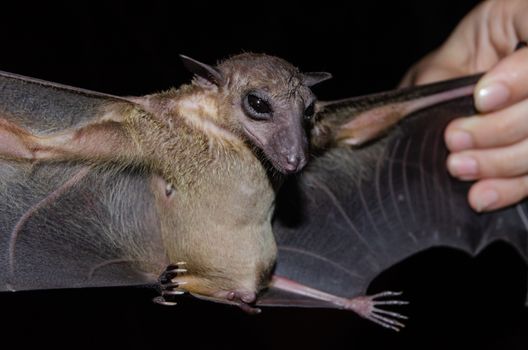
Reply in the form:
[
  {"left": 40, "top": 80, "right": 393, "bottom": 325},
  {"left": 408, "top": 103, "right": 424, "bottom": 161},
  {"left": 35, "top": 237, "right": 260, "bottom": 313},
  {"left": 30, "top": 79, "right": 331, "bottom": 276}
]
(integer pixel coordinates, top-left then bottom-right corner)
[
  {"left": 265, "top": 277, "right": 408, "bottom": 331},
  {"left": 153, "top": 262, "right": 188, "bottom": 306},
  {"left": 344, "top": 291, "right": 409, "bottom": 332}
]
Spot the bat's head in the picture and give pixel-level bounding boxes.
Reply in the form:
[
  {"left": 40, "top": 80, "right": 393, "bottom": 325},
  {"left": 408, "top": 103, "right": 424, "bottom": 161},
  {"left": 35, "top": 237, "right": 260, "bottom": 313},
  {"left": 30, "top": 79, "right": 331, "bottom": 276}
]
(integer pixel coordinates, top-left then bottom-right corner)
[{"left": 180, "top": 53, "right": 331, "bottom": 174}]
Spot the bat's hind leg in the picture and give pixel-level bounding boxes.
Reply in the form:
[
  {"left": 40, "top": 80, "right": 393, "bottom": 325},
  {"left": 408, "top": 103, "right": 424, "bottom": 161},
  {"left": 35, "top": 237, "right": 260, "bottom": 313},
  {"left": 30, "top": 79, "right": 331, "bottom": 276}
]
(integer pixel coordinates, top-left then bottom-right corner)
[
  {"left": 266, "top": 276, "right": 409, "bottom": 331},
  {"left": 153, "top": 262, "right": 188, "bottom": 306}
]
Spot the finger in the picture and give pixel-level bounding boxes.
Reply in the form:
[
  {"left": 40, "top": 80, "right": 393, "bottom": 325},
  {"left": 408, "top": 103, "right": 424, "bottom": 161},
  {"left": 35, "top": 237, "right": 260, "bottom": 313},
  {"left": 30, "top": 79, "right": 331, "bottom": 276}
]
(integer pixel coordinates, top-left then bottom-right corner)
[
  {"left": 446, "top": 137, "right": 528, "bottom": 180},
  {"left": 468, "top": 176, "right": 528, "bottom": 212},
  {"left": 399, "top": 49, "right": 470, "bottom": 87},
  {"left": 412, "top": 66, "right": 466, "bottom": 86},
  {"left": 445, "top": 98, "right": 528, "bottom": 151},
  {"left": 475, "top": 47, "right": 528, "bottom": 112}
]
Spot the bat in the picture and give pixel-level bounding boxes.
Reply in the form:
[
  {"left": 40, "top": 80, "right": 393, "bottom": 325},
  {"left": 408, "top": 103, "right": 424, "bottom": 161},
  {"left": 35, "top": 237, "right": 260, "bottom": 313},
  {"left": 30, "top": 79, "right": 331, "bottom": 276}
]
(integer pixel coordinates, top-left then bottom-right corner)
[
  {"left": 0, "top": 53, "right": 525, "bottom": 332},
  {"left": 0, "top": 53, "right": 335, "bottom": 312}
]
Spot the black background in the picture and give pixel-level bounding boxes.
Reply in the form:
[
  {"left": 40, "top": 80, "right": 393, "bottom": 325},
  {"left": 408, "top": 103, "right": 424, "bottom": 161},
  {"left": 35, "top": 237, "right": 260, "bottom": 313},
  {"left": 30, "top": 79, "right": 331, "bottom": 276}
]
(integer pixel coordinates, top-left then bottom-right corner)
[{"left": 1, "top": 1, "right": 527, "bottom": 349}]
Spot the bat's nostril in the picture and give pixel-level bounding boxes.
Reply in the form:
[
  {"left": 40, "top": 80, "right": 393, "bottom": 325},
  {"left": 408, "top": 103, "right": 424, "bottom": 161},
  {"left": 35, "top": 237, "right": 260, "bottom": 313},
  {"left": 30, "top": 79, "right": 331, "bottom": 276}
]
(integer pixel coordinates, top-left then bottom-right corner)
[{"left": 287, "top": 154, "right": 300, "bottom": 167}]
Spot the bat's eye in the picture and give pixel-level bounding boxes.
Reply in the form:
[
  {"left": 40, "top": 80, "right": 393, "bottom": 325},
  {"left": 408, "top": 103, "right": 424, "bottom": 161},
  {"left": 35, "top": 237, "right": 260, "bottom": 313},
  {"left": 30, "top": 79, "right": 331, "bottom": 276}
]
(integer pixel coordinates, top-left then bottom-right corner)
[
  {"left": 244, "top": 93, "right": 273, "bottom": 119},
  {"left": 165, "top": 183, "right": 174, "bottom": 197},
  {"left": 304, "top": 102, "right": 315, "bottom": 121}
]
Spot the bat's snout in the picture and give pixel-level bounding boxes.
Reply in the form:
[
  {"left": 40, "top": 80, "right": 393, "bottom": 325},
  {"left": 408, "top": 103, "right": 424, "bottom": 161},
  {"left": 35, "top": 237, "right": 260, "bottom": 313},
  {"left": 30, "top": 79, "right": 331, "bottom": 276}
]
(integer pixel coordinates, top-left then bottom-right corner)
[
  {"left": 269, "top": 128, "right": 309, "bottom": 174},
  {"left": 281, "top": 152, "right": 307, "bottom": 174}
]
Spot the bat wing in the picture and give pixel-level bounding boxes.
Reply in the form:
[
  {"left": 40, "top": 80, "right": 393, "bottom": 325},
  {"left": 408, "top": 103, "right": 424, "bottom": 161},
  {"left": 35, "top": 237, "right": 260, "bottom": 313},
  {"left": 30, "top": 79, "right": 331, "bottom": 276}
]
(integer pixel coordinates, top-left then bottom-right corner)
[
  {"left": 310, "top": 74, "right": 482, "bottom": 149},
  {"left": 259, "top": 75, "right": 528, "bottom": 311},
  {"left": 0, "top": 70, "right": 132, "bottom": 134},
  {"left": 0, "top": 71, "right": 166, "bottom": 291}
]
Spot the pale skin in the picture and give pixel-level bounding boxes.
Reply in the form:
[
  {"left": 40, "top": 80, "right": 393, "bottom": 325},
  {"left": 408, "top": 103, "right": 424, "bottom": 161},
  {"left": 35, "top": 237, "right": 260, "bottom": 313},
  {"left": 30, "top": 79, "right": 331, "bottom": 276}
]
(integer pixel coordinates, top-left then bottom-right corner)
[{"left": 401, "top": 0, "right": 528, "bottom": 212}]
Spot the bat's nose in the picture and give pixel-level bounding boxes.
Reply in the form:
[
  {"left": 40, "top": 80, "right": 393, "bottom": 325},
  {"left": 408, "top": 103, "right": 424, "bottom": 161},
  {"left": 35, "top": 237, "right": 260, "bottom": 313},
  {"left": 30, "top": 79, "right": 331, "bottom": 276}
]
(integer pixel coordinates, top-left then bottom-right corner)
[
  {"left": 283, "top": 153, "right": 307, "bottom": 173},
  {"left": 287, "top": 154, "right": 300, "bottom": 168}
]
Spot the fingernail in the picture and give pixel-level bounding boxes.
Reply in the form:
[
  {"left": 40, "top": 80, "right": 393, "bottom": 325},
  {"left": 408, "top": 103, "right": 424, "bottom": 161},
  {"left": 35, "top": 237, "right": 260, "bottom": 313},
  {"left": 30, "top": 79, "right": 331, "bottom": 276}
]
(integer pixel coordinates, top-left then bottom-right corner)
[
  {"left": 474, "top": 189, "right": 499, "bottom": 212},
  {"left": 448, "top": 155, "right": 478, "bottom": 179},
  {"left": 446, "top": 129, "right": 473, "bottom": 151},
  {"left": 476, "top": 82, "right": 510, "bottom": 112}
]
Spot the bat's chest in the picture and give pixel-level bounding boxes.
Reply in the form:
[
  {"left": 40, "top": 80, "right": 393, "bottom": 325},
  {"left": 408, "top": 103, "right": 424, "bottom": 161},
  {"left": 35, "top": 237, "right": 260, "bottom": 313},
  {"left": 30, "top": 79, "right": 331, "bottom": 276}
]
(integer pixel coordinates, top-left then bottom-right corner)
[{"left": 176, "top": 151, "right": 276, "bottom": 245}]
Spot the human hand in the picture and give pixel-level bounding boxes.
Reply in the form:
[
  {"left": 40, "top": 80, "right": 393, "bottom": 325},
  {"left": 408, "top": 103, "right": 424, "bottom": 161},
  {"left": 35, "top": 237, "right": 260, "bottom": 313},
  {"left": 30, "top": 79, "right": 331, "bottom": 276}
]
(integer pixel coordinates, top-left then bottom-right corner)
[{"left": 400, "top": 0, "right": 528, "bottom": 212}]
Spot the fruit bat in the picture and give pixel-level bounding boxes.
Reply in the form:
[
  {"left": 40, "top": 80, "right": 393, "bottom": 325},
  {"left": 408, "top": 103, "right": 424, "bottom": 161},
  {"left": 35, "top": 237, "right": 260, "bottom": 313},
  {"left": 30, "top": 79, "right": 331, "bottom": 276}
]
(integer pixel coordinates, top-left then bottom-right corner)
[{"left": 0, "top": 53, "right": 526, "bottom": 332}]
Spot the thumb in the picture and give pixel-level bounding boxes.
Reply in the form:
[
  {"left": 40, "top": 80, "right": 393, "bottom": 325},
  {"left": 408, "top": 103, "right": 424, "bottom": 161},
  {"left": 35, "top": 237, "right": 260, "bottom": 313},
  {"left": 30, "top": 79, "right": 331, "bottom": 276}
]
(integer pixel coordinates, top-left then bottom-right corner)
[{"left": 475, "top": 45, "right": 528, "bottom": 112}]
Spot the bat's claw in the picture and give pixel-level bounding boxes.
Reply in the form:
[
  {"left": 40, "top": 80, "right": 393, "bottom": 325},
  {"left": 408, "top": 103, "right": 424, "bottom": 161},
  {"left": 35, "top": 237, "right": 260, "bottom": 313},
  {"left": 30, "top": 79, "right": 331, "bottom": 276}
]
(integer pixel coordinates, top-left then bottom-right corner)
[
  {"left": 152, "top": 296, "right": 178, "bottom": 306},
  {"left": 163, "top": 261, "right": 188, "bottom": 275},
  {"left": 343, "top": 291, "right": 409, "bottom": 332},
  {"left": 154, "top": 262, "right": 189, "bottom": 306}
]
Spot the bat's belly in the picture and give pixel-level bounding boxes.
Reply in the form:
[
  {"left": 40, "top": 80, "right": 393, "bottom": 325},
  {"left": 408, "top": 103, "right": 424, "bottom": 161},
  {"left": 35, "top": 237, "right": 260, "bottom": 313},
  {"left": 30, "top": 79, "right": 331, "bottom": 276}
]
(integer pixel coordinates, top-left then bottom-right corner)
[{"left": 153, "top": 152, "right": 277, "bottom": 300}]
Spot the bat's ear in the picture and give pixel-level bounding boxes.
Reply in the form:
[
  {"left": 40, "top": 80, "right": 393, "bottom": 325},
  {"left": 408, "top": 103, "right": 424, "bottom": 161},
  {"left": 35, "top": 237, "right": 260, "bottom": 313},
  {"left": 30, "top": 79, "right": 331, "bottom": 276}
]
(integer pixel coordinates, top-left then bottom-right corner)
[
  {"left": 180, "top": 54, "right": 224, "bottom": 87},
  {"left": 302, "top": 72, "right": 332, "bottom": 87}
]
